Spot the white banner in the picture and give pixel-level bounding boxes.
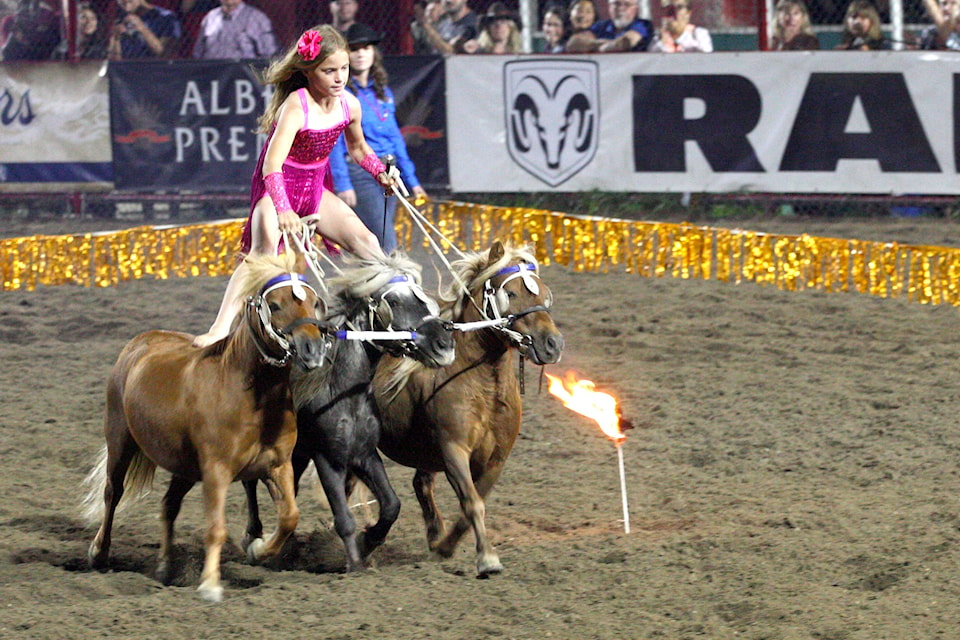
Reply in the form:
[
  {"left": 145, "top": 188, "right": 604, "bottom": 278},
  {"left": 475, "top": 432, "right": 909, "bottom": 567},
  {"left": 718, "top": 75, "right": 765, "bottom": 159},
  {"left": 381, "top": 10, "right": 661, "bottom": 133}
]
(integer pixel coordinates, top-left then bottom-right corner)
[
  {"left": 0, "top": 61, "right": 111, "bottom": 186},
  {"left": 447, "top": 51, "right": 960, "bottom": 194}
]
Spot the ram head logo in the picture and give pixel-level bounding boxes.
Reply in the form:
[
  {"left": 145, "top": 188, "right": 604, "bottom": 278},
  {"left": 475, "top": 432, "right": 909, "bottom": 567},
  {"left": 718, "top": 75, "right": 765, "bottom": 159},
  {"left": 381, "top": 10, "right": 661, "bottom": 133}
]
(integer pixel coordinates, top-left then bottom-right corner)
[{"left": 505, "top": 60, "right": 599, "bottom": 187}]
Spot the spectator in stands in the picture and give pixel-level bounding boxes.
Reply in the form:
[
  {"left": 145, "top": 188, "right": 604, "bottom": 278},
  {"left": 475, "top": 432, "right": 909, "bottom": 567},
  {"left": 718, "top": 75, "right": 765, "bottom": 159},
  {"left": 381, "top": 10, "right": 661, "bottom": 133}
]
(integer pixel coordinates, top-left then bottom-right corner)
[
  {"left": 919, "top": 0, "right": 960, "bottom": 50},
  {"left": 567, "top": 0, "right": 598, "bottom": 36},
  {"left": 411, "top": 0, "right": 443, "bottom": 53},
  {"left": 651, "top": 0, "right": 713, "bottom": 51},
  {"left": 329, "top": 0, "right": 358, "bottom": 33},
  {"left": 191, "top": 0, "right": 276, "bottom": 59},
  {"left": 330, "top": 23, "right": 427, "bottom": 253},
  {"left": 76, "top": 2, "right": 110, "bottom": 58},
  {"left": 770, "top": 0, "right": 821, "bottom": 50},
  {"left": 1, "top": 0, "right": 61, "bottom": 60},
  {"left": 566, "top": 0, "right": 654, "bottom": 52},
  {"left": 540, "top": 3, "right": 568, "bottom": 52},
  {"left": 836, "top": 0, "right": 890, "bottom": 49},
  {"left": 410, "top": 0, "right": 478, "bottom": 55},
  {"left": 465, "top": 2, "right": 522, "bottom": 54},
  {"left": 108, "top": 0, "right": 181, "bottom": 59}
]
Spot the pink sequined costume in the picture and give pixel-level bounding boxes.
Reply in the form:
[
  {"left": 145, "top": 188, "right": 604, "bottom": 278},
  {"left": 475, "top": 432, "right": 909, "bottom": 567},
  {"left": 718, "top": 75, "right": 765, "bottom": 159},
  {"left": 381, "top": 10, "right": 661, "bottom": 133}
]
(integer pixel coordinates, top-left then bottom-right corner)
[{"left": 241, "top": 88, "right": 351, "bottom": 252}]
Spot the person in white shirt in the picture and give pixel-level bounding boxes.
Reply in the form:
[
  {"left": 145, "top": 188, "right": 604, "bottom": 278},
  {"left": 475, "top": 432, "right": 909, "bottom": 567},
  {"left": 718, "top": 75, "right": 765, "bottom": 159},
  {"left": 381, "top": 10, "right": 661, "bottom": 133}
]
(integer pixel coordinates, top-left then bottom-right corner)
[
  {"left": 192, "top": 0, "right": 277, "bottom": 59},
  {"left": 651, "top": 0, "right": 713, "bottom": 52}
]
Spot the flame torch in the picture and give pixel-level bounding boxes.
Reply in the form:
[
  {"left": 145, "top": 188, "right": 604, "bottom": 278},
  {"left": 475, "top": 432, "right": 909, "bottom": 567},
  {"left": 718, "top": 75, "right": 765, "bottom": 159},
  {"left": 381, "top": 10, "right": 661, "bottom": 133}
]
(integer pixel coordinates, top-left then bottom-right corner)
[{"left": 545, "top": 371, "right": 634, "bottom": 533}]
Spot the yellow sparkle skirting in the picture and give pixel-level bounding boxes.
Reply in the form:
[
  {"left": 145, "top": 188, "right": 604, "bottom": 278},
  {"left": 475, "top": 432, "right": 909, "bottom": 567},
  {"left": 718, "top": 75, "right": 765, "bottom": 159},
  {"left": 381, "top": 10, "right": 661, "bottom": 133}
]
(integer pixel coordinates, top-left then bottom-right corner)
[{"left": 3, "top": 201, "right": 959, "bottom": 307}]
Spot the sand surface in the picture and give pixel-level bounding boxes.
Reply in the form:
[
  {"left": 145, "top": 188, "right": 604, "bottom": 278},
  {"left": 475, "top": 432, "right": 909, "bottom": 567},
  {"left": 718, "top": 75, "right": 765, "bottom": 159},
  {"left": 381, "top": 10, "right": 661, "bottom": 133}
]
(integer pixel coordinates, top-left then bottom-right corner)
[{"left": 2, "top": 213, "right": 960, "bottom": 639}]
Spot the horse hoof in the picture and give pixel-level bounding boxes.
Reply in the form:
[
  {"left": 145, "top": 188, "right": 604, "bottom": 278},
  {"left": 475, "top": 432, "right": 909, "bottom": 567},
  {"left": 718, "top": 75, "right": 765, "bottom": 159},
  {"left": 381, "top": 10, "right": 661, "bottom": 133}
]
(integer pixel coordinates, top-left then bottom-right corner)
[
  {"left": 431, "top": 539, "right": 457, "bottom": 559},
  {"left": 246, "top": 537, "right": 266, "bottom": 564},
  {"left": 88, "top": 546, "right": 107, "bottom": 571},
  {"left": 197, "top": 583, "right": 223, "bottom": 603},
  {"left": 357, "top": 531, "right": 384, "bottom": 558},
  {"left": 155, "top": 561, "right": 171, "bottom": 585},
  {"left": 477, "top": 554, "right": 503, "bottom": 577},
  {"left": 241, "top": 531, "right": 263, "bottom": 552},
  {"left": 344, "top": 560, "right": 366, "bottom": 573}
]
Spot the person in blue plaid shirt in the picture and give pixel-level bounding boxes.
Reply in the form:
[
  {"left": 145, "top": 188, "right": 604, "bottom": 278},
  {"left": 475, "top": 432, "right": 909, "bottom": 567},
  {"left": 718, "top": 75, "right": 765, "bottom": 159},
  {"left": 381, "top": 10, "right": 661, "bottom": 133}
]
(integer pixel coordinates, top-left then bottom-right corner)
[{"left": 191, "top": 0, "right": 277, "bottom": 59}]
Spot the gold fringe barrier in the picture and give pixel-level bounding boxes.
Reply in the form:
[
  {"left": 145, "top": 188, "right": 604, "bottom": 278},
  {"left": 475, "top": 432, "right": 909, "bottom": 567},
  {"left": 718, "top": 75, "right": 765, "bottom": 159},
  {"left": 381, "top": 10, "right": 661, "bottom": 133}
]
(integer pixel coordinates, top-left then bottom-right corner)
[
  {"left": 398, "top": 201, "right": 960, "bottom": 307},
  {"left": 3, "top": 201, "right": 960, "bottom": 307},
  {"left": 1, "top": 220, "right": 243, "bottom": 291}
]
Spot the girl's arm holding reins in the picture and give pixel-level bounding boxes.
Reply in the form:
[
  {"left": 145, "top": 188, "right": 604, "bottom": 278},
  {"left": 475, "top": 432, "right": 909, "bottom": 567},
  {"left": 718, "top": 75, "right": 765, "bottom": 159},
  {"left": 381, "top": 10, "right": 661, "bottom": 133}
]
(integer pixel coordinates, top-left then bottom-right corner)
[{"left": 262, "top": 93, "right": 305, "bottom": 235}]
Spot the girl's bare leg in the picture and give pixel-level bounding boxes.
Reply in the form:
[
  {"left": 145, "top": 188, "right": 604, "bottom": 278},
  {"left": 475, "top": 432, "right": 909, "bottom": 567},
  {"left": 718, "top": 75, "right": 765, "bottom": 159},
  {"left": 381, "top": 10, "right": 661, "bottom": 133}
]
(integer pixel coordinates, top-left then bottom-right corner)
[
  {"left": 314, "top": 192, "right": 385, "bottom": 261},
  {"left": 192, "top": 197, "right": 282, "bottom": 348}
]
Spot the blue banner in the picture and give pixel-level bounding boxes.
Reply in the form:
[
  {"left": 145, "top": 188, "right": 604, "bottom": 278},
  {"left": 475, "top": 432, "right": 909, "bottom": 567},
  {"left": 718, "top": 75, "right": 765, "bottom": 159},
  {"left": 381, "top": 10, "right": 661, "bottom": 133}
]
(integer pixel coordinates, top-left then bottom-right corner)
[
  {"left": 109, "top": 59, "right": 267, "bottom": 192},
  {"left": 108, "top": 56, "right": 447, "bottom": 192}
]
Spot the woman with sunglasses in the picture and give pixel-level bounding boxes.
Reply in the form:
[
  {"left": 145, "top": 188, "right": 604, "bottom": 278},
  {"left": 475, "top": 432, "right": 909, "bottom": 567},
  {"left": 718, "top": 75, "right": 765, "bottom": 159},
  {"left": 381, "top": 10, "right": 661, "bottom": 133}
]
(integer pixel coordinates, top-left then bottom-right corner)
[{"left": 651, "top": 0, "right": 713, "bottom": 52}]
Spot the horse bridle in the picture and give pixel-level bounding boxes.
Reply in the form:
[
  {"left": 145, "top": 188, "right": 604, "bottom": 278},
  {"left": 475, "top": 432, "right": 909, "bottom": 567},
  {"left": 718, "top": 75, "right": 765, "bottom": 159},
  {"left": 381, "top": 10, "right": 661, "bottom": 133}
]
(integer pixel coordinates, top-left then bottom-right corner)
[
  {"left": 479, "top": 263, "right": 553, "bottom": 350},
  {"left": 248, "top": 273, "right": 331, "bottom": 367},
  {"left": 357, "top": 273, "right": 442, "bottom": 358}
]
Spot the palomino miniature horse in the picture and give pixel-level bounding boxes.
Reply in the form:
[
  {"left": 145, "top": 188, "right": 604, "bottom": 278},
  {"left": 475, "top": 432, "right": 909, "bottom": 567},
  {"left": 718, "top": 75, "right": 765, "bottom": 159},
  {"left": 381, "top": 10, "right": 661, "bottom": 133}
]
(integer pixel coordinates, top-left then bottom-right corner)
[
  {"left": 373, "top": 241, "right": 564, "bottom": 576},
  {"left": 242, "top": 252, "right": 455, "bottom": 572},
  {"left": 83, "top": 251, "right": 328, "bottom": 602}
]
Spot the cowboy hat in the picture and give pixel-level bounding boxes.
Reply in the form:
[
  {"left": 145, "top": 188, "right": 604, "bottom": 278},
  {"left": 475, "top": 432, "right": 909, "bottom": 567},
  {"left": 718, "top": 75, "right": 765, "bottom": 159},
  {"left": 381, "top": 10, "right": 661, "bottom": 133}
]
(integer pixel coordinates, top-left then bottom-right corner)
[
  {"left": 480, "top": 2, "right": 522, "bottom": 30},
  {"left": 344, "top": 22, "right": 382, "bottom": 47}
]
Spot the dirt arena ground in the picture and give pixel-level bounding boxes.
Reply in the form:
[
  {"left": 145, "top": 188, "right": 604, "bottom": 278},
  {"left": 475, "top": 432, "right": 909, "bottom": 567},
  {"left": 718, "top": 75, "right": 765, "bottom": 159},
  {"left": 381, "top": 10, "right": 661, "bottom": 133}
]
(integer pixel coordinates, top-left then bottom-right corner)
[{"left": 2, "top": 212, "right": 960, "bottom": 639}]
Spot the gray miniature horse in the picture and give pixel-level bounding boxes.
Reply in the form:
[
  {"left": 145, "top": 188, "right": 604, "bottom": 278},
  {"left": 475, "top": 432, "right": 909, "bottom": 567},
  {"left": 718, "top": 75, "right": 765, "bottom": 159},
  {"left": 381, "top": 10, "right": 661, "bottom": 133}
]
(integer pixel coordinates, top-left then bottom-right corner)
[{"left": 243, "top": 252, "right": 455, "bottom": 571}]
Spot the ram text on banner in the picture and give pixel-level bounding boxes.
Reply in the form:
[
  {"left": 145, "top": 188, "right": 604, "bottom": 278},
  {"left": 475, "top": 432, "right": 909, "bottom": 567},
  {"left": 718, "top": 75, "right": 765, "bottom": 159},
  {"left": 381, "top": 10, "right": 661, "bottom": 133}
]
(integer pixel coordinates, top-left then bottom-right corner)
[
  {"left": 0, "top": 61, "right": 111, "bottom": 185},
  {"left": 109, "top": 59, "right": 269, "bottom": 192},
  {"left": 447, "top": 51, "right": 960, "bottom": 195}
]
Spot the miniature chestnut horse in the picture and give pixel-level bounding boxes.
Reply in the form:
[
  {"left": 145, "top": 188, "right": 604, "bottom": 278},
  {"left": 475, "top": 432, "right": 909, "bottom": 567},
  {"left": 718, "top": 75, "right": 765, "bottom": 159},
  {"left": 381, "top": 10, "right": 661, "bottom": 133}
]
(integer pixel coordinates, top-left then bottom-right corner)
[
  {"left": 373, "top": 241, "right": 564, "bottom": 576},
  {"left": 83, "top": 250, "right": 328, "bottom": 602}
]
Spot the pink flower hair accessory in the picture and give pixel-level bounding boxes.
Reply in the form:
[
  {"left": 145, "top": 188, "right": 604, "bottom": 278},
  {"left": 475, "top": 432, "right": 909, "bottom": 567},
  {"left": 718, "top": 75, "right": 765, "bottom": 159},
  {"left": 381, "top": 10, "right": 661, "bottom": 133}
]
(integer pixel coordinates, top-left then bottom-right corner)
[{"left": 297, "top": 30, "right": 323, "bottom": 61}]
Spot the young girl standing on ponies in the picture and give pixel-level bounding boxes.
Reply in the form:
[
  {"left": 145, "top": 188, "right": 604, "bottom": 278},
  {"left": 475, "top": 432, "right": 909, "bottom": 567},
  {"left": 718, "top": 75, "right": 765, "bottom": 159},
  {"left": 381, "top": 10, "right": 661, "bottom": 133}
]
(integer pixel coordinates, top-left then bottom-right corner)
[{"left": 194, "top": 24, "right": 393, "bottom": 348}]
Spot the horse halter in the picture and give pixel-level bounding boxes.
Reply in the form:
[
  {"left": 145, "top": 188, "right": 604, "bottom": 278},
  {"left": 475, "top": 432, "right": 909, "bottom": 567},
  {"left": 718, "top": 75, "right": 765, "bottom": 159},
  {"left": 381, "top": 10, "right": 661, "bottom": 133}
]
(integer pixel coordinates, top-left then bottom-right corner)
[
  {"left": 363, "top": 273, "right": 441, "bottom": 358},
  {"left": 250, "top": 273, "right": 327, "bottom": 366},
  {"left": 482, "top": 262, "right": 553, "bottom": 324},
  {"left": 476, "top": 261, "right": 555, "bottom": 394}
]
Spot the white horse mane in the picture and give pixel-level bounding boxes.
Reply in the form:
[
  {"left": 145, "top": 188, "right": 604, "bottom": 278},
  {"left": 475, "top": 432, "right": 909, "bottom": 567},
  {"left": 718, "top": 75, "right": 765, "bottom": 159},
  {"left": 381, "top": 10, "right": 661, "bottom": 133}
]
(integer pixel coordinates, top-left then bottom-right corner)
[{"left": 328, "top": 251, "right": 424, "bottom": 301}]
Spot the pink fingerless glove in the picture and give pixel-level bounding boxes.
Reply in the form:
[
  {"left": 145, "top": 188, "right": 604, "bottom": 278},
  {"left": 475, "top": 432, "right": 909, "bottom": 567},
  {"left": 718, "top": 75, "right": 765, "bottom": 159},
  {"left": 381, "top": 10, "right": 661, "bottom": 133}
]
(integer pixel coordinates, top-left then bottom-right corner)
[
  {"left": 263, "top": 171, "right": 293, "bottom": 213},
  {"left": 359, "top": 153, "right": 387, "bottom": 180}
]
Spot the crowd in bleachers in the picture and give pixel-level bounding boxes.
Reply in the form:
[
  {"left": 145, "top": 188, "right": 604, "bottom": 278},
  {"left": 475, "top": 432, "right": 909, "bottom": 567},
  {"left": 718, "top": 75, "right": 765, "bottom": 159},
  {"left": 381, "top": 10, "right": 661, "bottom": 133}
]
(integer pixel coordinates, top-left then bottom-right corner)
[
  {"left": 0, "top": 0, "right": 346, "bottom": 61},
  {"left": 1, "top": 0, "right": 959, "bottom": 61}
]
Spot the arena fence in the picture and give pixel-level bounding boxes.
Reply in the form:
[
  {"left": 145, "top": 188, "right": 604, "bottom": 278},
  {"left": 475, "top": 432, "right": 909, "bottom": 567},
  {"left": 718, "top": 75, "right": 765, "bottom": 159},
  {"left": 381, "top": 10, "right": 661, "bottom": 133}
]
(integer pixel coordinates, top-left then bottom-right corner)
[
  {"left": 0, "top": 0, "right": 940, "bottom": 61},
  {"left": 3, "top": 199, "right": 959, "bottom": 308}
]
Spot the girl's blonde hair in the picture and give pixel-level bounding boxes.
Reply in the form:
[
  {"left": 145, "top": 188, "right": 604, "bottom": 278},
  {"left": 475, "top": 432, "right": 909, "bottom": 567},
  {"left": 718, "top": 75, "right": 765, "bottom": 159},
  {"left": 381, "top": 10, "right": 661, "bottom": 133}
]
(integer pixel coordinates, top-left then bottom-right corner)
[{"left": 257, "top": 24, "right": 348, "bottom": 133}]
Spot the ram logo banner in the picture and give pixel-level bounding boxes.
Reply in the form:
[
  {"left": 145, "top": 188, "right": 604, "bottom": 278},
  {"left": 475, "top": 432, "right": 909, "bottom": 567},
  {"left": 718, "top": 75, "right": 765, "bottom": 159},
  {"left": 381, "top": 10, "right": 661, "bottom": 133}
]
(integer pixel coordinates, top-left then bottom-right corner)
[{"left": 504, "top": 60, "right": 599, "bottom": 187}]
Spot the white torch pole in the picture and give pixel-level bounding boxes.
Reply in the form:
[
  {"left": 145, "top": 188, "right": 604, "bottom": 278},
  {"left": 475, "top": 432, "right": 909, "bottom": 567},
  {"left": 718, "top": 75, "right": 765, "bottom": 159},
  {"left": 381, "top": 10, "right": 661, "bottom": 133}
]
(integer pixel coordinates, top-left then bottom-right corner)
[{"left": 617, "top": 441, "right": 630, "bottom": 534}]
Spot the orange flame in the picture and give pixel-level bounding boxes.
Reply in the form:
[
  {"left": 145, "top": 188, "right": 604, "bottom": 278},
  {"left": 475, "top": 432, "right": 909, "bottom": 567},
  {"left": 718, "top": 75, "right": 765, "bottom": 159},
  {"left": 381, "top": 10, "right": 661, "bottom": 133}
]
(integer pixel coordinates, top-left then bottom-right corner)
[{"left": 545, "top": 372, "right": 625, "bottom": 442}]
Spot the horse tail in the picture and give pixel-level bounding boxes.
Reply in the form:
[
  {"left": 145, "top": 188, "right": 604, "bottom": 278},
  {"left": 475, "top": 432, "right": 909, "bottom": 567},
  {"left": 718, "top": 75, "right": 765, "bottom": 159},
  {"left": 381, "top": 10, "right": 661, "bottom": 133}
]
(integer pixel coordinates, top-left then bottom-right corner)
[{"left": 80, "top": 445, "right": 157, "bottom": 526}]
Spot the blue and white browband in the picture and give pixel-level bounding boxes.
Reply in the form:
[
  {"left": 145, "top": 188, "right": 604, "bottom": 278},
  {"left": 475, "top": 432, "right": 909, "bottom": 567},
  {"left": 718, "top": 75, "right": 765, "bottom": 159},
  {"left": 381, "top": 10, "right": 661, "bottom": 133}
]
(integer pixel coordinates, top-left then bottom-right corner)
[
  {"left": 260, "top": 273, "right": 316, "bottom": 301},
  {"left": 496, "top": 263, "right": 536, "bottom": 277},
  {"left": 496, "top": 262, "right": 540, "bottom": 295}
]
